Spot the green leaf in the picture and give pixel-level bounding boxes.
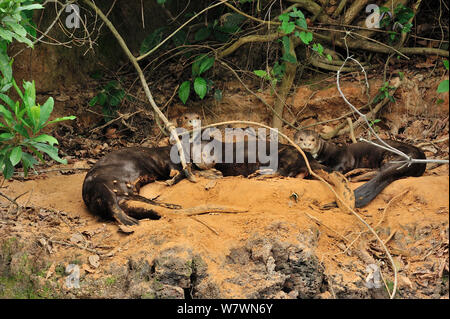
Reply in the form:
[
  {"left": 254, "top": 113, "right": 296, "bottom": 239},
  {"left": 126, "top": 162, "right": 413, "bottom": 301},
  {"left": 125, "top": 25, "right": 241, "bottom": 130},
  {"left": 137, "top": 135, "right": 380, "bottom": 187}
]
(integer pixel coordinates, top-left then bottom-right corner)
[
  {"left": 30, "top": 105, "right": 40, "bottom": 131},
  {"left": 0, "top": 29, "right": 14, "bottom": 42},
  {"left": 39, "top": 97, "right": 54, "bottom": 127},
  {"left": 253, "top": 70, "right": 268, "bottom": 79},
  {"left": 281, "top": 36, "right": 290, "bottom": 52},
  {"left": 5, "top": 21, "right": 27, "bottom": 37},
  {"left": 312, "top": 43, "right": 324, "bottom": 55},
  {"left": 20, "top": 152, "right": 37, "bottom": 177},
  {"left": 198, "top": 57, "right": 215, "bottom": 75},
  {"left": 11, "top": 32, "right": 33, "bottom": 48},
  {"left": 2, "top": 158, "right": 14, "bottom": 179},
  {"left": 172, "top": 30, "right": 187, "bottom": 47},
  {"left": 443, "top": 60, "right": 449, "bottom": 70},
  {"left": 278, "top": 13, "right": 290, "bottom": 23},
  {"left": 13, "top": 123, "right": 29, "bottom": 138},
  {"left": 326, "top": 54, "right": 333, "bottom": 62},
  {"left": 89, "top": 96, "right": 98, "bottom": 106},
  {"left": 293, "top": 10, "right": 307, "bottom": 29},
  {"left": 194, "top": 77, "right": 207, "bottom": 99},
  {"left": 10, "top": 146, "right": 22, "bottom": 166},
  {"left": 178, "top": 81, "right": 190, "bottom": 104},
  {"left": 192, "top": 54, "right": 208, "bottom": 77},
  {"left": 32, "top": 134, "right": 59, "bottom": 146},
  {"left": 30, "top": 142, "right": 67, "bottom": 164},
  {"left": 194, "top": 27, "right": 211, "bottom": 42},
  {"left": 280, "top": 21, "right": 295, "bottom": 34},
  {"left": 0, "top": 104, "right": 13, "bottom": 124},
  {"left": 44, "top": 116, "right": 76, "bottom": 126},
  {"left": 0, "top": 93, "right": 15, "bottom": 109},
  {"left": 97, "top": 92, "right": 107, "bottom": 105},
  {"left": 22, "top": 80, "right": 36, "bottom": 108},
  {"left": 437, "top": 80, "right": 449, "bottom": 93},
  {"left": 18, "top": 4, "right": 44, "bottom": 11},
  {"left": 282, "top": 53, "right": 297, "bottom": 64},
  {"left": 0, "top": 132, "right": 14, "bottom": 141},
  {"left": 299, "top": 31, "right": 313, "bottom": 44},
  {"left": 139, "top": 27, "right": 166, "bottom": 55}
]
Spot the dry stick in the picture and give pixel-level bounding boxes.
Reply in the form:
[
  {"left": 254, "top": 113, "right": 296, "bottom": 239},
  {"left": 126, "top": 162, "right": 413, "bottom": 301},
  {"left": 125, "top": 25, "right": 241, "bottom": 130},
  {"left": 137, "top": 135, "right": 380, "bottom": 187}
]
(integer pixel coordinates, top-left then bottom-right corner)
[
  {"left": 82, "top": 0, "right": 194, "bottom": 181},
  {"left": 346, "top": 117, "right": 357, "bottom": 144},
  {"left": 416, "top": 136, "right": 449, "bottom": 148},
  {"left": 0, "top": 192, "right": 20, "bottom": 207},
  {"left": 189, "top": 216, "right": 219, "bottom": 235}
]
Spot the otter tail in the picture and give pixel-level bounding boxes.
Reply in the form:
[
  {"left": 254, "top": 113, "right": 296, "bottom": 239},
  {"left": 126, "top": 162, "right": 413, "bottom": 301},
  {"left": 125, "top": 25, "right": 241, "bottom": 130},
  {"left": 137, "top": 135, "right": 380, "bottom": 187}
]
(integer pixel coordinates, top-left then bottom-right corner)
[{"left": 354, "top": 174, "right": 394, "bottom": 208}]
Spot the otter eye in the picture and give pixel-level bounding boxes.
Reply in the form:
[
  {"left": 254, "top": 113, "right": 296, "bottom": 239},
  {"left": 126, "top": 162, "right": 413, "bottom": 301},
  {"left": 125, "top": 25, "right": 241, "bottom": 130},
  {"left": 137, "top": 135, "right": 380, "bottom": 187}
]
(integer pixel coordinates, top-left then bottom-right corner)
[
  {"left": 196, "top": 116, "right": 200, "bottom": 119},
  {"left": 311, "top": 138, "right": 315, "bottom": 142},
  {"left": 184, "top": 116, "right": 188, "bottom": 119}
]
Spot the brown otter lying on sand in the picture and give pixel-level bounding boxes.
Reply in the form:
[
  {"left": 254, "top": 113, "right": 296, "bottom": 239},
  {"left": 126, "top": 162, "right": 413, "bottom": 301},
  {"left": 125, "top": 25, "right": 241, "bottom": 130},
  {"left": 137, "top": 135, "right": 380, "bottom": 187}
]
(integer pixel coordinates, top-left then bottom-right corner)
[
  {"left": 83, "top": 138, "right": 329, "bottom": 225},
  {"left": 294, "top": 130, "right": 426, "bottom": 208},
  {"left": 82, "top": 145, "right": 209, "bottom": 226}
]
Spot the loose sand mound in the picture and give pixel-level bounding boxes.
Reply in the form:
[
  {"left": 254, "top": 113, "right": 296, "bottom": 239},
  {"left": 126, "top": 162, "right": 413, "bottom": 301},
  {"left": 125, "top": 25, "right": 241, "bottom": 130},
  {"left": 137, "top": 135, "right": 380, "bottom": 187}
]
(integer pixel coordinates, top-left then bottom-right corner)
[{"left": 1, "top": 169, "right": 448, "bottom": 298}]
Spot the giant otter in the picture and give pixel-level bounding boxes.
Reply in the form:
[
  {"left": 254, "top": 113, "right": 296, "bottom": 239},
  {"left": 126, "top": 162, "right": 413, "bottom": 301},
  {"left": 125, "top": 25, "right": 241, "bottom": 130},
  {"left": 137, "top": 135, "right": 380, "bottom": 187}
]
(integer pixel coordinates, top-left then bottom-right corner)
[
  {"left": 82, "top": 145, "right": 211, "bottom": 226},
  {"left": 294, "top": 130, "right": 426, "bottom": 207},
  {"left": 198, "top": 138, "right": 330, "bottom": 177},
  {"left": 83, "top": 132, "right": 331, "bottom": 226}
]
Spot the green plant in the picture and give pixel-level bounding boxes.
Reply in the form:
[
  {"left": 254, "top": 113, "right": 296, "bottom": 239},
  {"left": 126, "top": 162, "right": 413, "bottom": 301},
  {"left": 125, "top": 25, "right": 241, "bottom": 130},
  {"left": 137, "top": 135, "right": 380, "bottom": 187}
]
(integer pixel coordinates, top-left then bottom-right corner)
[
  {"left": 253, "top": 62, "right": 286, "bottom": 87},
  {"left": 255, "top": 7, "right": 332, "bottom": 90},
  {"left": 437, "top": 59, "right": 449, "bottom": 94},
  {"left": 380, "top": 4, "right": 414, "bottom": 42},
  {"left": 178, "top": 54, "right": 215, "bottom": 104},
  {"left": 373, "top": 81, "right": 396, "bottom": 104},
  {"left": 0, "top": 80, "right": 75, "bottom": 179},
  {"left": 193, "top": 14, "right": 245, "bottom": 43},
  {"left": 0, "top": 0, "right": 42, "bottom": 48},
  {"left": 278, "top": 7, "right": 332, "bottom": 62},
  {"left": 0, "top": 1, "right": 74, "bottom": 179},
  {"left": 89, "top": 80, "right": 128, "bottom": 121},
  {"left": 369, "top": 118, "right": 381, "bottom": 127}
]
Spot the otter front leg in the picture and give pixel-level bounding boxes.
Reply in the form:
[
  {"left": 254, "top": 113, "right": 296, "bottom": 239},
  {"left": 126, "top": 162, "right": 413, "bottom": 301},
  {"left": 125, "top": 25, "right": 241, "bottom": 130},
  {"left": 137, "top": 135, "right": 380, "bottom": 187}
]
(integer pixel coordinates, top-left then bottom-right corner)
[
  {"left": 166, "top": 166, "right": 197, "bottom": 186},
  {"left": 110, "top": 202, "right": 139, "bottom": 226}
]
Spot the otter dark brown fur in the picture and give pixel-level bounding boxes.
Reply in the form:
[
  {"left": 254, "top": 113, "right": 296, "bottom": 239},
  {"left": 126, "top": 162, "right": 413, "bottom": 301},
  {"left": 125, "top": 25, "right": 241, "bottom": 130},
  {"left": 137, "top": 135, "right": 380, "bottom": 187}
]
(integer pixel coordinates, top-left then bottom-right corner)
[
  {"left": 82, "top": 146, "right": 190, "bottom": 226},
  {"left": 200, "top": 139, "right": 330, "bottom": 177},
  {"left": 83, "top": 139, "right": 332, "bottom": 226},
  {"left": 294, "top": 130, "right": 426, "bottom": 207}
]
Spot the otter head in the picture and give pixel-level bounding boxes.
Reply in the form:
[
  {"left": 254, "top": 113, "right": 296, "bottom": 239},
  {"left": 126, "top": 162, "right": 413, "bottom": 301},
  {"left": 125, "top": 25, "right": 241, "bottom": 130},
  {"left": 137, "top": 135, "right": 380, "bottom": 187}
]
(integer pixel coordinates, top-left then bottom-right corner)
[
  {"left": 189, "top": 140, "right": 219, "bottom": 170},
  {"left": 177, "top": 112, "right": 201, "bottom": 130},
  {"left": 294, "top": 130, "right": 322, "bottom": 157}
]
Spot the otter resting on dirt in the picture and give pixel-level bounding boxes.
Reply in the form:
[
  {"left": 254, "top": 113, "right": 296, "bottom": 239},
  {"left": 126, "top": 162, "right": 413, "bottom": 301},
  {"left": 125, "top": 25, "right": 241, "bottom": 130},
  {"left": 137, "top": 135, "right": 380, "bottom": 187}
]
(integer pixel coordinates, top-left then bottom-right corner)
[
  {"left": 294, "top": 130, "right": 426, "bottom": 208},
  {"left": 82, "top": 145, "right": 213, "bottom": 226},
  {"left": 83, "top": 137, "right": 330, "bottom": 225}
]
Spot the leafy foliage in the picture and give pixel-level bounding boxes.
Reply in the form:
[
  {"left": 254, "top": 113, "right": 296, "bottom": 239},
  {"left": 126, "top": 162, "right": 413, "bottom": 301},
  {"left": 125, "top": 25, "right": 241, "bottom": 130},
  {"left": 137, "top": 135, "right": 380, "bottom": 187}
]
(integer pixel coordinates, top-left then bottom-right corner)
[
  {"left": 380, "top": 4, "right": 414, "bottom": 42},
  {"left": 437, "top": 59, "right": 449, "bottom": 94},
  {"left": 0, "top": 80, "right": 75, "bottom": 178},
  {"left": 0, "top": 0, "right": 43, "bottom": 47},
  {"left": 178, "top": 54, "right": 215, "bottom": 104},
  {"left": 373, "top": 81, "right": 396, "bottom": 104},
  {"left": 89, "top": 81, "right": 128, "bottom": 121},
  {"left": 1, "top": 1, "right": 75, "bottom": 179}
]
